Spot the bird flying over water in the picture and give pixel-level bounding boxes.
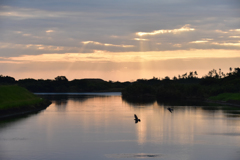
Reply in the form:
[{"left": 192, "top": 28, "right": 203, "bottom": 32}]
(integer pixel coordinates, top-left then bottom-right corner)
[
  {"left": 167, "top": 107, "right": 173, "bottom": 113},
  {"left": 134, "top": 114, "right": 141, "bottom": 123}
]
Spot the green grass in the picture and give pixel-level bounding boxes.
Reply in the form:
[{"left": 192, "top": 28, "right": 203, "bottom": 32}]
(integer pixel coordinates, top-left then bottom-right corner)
[
  {"left": 209, "top": 93, "right": 240, "bottom": 101},
  {"left": 0, "top": 85, "right": 43, "bottom": 110}
]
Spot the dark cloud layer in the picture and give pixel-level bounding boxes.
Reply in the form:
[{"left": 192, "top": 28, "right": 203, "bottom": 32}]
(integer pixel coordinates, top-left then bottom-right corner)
[
  {"left": 0, "top": 0, "right": 239, "bottom": 56},
  {"left": 0, "top": 0, "right": 239, "bottom": 81}
]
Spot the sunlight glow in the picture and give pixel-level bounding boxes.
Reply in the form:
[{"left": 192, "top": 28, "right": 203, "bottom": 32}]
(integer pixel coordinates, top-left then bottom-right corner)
[
  {"left": 46, "top": 30, "right": 54, "bottom": 33},
  {"left": 136, "top": 115, "right": 146, "bottom": 145},
  {"left": 190, "top": 40, "right": 208, "bottom": 43},
  {"left": 134, "top": 38, "right": 149, "bottom": 41},
  {"left": 2, "top": 49, "right": 240, "bottom": 64}
]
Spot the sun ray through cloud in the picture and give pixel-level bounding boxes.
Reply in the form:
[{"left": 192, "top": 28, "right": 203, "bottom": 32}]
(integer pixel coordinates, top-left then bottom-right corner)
[{"left": 0, "top": 0, "right": 239, "bottom": 81}]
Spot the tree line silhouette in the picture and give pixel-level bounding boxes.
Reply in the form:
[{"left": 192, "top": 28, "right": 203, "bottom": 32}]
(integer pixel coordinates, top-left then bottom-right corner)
[
  {"left": 0, "top": 75, "right": 130, "bottom": 92},
  {"left": 0, "top": 68, "right": 239, "bottom": 101},
  {"left": 122, "top": 67, "right": 240, "bottom": 101}
]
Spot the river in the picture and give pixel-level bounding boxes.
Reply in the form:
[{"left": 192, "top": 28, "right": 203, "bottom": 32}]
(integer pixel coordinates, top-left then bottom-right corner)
[{"left": 1, "top": 92, "right": 240, "bottom": 160}]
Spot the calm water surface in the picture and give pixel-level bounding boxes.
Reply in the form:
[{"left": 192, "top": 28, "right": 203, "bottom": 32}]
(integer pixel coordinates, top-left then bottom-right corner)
[{"left": 1, "top": 93, "right": 240, "bottom": 160}]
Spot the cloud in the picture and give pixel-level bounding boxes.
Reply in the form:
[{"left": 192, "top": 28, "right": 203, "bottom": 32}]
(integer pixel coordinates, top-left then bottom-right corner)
[
  {"left": 0, "top": 42, "right": 70, "bottom": 51},
  {"left": 190, "top": 41, "right": 208, "bottom": 43},
  {"left": 134, "top": 38, "right": 149, "bottom": 41},
  {"left": 82, "top": 41, "right": 101, "bottom": 45},
  {"left": 82, "top": 41, "right": 134, "bottom": 48},
  {"left": 229, "top": 29, "right": 240, "bottom": 32},
  {"left": 1, "top": 57, "right": 240, "bottom": 82},
  {"left": 190, "top": 38, "right": 214, "bottom": 44},
  {"left": 2, "top": 49, "right": 240, "bottom": 64},
  {"left": 212, "top": 42, "right": 240, "bottom": 46},
  {"left": 173, "top": 44, "right": 182, "bottom": 47},
  {"left": 215, "top": 30, "right": 228, "bottom": 33},
  {"left": 46, "top": 30, "right": 54, "bottom": 33},
  {"left": 136, "top": 24, "right": 195, "bottom": 37},
  {"left": 0, "top": 6, "right": 67, "bottom": 20},
  {"left": 1, "top": 0, "right": 240, "bottom": 81},
  {"left": 1, "top": 1, "right": 240, "bottom": 58},
  {"left": 229, "top": 36, "right": 240, "bottom": 38}
]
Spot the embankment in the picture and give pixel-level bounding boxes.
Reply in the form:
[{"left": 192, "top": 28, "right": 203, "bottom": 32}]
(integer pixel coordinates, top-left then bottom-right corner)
[
  {"left": 0, "top": 85, "right": 51, "bottom": 119},
  {"left": 207, "top": 93, "right": 240, "bottom": 107}
]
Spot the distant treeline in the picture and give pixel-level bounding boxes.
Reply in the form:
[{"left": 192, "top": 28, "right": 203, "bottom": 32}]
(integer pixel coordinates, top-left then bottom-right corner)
[
  {"left": 0, "top": 76, "right": 130, "bottom": 92},
  {"left": 0, "top": 68, "right": 240, "bottom": 100},
  {"left": 122, "top": 67, "right": 240, "bottom": 101}
]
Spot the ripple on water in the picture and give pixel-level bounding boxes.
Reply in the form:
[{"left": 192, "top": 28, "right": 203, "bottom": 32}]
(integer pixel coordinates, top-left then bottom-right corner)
[
  {"left": 105, "top": 153, "right": 163, "bottom": 158},
  {"left": 0, "top": 138, "right": 27, "bottom": 141}
]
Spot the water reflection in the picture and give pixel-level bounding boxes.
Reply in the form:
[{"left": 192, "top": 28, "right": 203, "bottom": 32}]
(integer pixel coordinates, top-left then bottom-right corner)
[
  {"left": 1, "top": 93, "right": 240, "bottom": 160},
  {"left": 0, "top": 109, "right": 46, "bottom": 129},
  {"left": 106, "top": 153, "right": 163, "bottom": 158},
  {"left": 122, "top": 97, "right": 156, "bottom": 106}
]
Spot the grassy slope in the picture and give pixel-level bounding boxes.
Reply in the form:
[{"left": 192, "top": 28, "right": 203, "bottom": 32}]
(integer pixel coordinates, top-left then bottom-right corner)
[
  {"left": 0, "top": 85, "right": 43, "bottom": 110},
  {"left": 209, "top": 93, "right": 240, "bottom": 101}
]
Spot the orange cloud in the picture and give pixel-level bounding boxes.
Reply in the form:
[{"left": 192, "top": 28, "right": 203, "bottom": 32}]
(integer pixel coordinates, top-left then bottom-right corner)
[{"left": 2, "top": 49, "right": 240, "bottom": 64}]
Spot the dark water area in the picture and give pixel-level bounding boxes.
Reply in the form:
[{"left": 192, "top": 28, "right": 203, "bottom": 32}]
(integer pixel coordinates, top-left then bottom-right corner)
[{"left": 1, "top": 93, "right": 240, "bottom": 160}]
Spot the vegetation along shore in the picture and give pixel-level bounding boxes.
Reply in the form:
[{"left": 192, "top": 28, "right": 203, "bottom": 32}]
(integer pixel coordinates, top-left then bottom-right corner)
[
  {"left": 122, "top": 67, "right": 240, "bottom": 106},
  {"left": 0, "top": 85, "right": 51, "bottom": 119}
]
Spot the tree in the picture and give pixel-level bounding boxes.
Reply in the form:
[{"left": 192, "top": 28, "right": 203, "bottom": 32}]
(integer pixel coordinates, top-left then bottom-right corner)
[
  {"left": 164, "top": 76, "right": 170, "bottom": 80},
  {"left": 0, "top": 75, "right": 15, "bottom": 84},
  {"left": 182, "top": 73, "right": 187, "bottom": 79},
  {"left": 234, "top": 67, "right": 240, "bottom": 76},
  {"left": 55, "top": 76, "right": 68, "bottom": 82},
  {"left": 207, "top": 69, "right": 219, "bottom": 78},
  {"left": 188, "top": 72, "right": 193, "bottom": 78},
  {"left": 194, "top": 71, "right": 198, "bottom": 77}
]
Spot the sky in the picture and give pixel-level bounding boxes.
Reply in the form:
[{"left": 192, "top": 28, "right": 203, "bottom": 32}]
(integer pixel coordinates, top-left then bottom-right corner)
[{"left": 0, "top": 0, "right": 240, "bottom": 81}]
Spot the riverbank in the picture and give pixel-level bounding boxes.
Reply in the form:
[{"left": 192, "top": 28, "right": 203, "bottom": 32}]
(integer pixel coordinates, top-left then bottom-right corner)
[
  {"left": 122, "top": 90, "right": 240, "bottom": 107},
  {"left": 206, "top": 93, "right": 240, "bottom": 107},
  {"left": 0, "top": 85, "right": 51, "bottom": 119}
]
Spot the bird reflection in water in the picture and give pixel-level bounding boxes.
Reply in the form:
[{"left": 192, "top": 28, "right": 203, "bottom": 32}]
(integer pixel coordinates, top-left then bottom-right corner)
[
  {"left": 167, "top": 107, "right": 174, "bottom": 113},
  {"left": 134, "top": 114, "right": 141, "bottom": 123}
]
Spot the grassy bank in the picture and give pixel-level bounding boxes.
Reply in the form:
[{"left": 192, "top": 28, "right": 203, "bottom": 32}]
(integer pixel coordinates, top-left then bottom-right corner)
[
  {"left": 209, "top": 93, "right": 240, "bottom": 101},
  {"left": 0, "top": 85, "right": 43, "bottom": 110}
]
